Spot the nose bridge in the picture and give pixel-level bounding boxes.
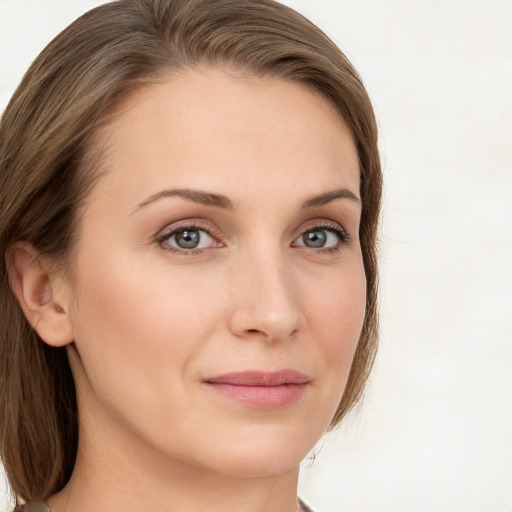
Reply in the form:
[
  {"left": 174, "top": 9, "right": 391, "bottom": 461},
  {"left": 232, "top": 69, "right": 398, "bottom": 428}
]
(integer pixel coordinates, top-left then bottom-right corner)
[{"left": 229, "top": 242, "right": 302, "bottom": 342}]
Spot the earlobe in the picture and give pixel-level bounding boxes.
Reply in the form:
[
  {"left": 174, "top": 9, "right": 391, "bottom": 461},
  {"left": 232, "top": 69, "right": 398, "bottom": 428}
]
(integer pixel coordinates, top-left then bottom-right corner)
[{"left": 7, "top": 242, "right": 74, "bottom": 347}]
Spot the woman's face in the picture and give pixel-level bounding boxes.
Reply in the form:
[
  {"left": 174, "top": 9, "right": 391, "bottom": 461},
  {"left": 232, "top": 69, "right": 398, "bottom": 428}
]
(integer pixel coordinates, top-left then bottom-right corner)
[{"left": 62, "top": 68, "right": 366, "bottom": 477}]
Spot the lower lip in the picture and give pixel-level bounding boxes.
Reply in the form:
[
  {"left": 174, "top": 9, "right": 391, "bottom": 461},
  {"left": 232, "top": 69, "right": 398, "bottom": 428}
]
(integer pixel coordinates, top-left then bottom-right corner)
[{"left": 205, "top": 382, "right": 308, "bottom": 409}]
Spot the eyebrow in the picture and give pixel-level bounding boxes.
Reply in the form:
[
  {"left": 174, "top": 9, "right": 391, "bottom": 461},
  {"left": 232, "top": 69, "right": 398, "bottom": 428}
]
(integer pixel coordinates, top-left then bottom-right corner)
[
  {"left": 300, "top": 188, "right": 361, "bottom": 209},
  {"left": 133, "top": 186, "right": 360, "bottom": 214},
  {"left": 133, "top": 189, "right": 234, "bottom": 213}
]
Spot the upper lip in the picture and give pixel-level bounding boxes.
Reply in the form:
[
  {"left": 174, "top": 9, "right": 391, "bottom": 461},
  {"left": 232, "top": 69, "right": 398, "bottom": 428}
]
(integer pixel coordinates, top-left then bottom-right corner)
[{"left": 204, "top": 370, "right": 310, "bottom": 386}]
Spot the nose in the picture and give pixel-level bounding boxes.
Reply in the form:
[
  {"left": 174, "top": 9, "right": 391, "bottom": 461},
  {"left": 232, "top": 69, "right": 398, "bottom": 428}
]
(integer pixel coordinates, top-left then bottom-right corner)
[{"left": 227, "top": 249, "right": 304, "bottom": 344}]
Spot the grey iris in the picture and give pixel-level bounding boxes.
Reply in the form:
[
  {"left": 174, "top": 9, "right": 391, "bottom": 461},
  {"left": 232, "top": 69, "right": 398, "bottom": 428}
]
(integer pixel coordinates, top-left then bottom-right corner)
[
  {"left": 303, "top": 230, "right": 326, "bottom": 248},
  {"left": 175, "top": 229, "right": 200, "bottom": 248}
]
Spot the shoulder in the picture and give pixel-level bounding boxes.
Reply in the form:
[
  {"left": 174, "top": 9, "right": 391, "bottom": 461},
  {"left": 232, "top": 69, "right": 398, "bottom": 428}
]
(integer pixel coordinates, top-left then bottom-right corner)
[
  {"left": 299, "top": 497, "right": 317, "bottom": 512},
  {"left": 14, "top": 504, "right": 51, "bottom": 512}
]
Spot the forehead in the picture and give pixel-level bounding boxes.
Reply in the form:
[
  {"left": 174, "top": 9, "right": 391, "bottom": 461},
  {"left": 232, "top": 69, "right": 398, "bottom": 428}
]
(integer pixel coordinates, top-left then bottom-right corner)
[{"left": 87, "top": 67, "right": 360, "bottom": 209}]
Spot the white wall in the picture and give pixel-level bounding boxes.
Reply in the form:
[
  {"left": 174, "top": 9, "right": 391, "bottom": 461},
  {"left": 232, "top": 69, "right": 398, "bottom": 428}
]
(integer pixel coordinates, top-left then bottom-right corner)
[{"left": 1, "top": 1, "right": 511, "bottom": 511}]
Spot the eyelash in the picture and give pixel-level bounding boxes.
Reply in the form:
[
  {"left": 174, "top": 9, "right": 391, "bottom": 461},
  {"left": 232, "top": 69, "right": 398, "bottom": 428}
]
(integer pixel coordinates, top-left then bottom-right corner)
[{"left": 156, "top": 220, "right": 351, "bottom": 255}]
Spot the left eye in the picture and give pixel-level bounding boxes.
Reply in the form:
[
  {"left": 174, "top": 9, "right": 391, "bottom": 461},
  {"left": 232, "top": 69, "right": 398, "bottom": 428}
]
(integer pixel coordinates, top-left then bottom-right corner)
[
  {"left": 161, "top": 228, "right": 216, "bottom": 250},
  {"left": 293, "top": 228, "right": 343, "bottom": 249}
]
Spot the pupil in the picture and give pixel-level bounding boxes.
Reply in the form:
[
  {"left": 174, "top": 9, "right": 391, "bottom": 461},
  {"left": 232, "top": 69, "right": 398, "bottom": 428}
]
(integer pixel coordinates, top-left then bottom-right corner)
[
  {"left": 176, "top": 230, "right": 200, "bottom": 248},
  {"left": 304, "top": 230, "right": 326, "bottom": 248}
]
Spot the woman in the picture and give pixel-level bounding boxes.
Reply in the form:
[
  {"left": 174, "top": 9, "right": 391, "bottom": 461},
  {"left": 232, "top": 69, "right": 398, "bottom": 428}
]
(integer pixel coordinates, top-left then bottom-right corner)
[{"left": 0, "top": 0, "right": 381, "bottom": 510}]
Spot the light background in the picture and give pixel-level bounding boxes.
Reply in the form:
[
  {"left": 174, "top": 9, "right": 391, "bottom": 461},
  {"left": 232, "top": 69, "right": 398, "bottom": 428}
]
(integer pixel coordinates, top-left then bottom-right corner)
[{"left": 1, "top": 1, "right": 511, "bottom": 511}]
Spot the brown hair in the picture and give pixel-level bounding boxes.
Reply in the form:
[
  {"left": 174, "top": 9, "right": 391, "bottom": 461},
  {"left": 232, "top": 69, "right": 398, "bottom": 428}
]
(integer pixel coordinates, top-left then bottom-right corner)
[{"left": 0, "top": 0, "right": 381, "bottom": 504}]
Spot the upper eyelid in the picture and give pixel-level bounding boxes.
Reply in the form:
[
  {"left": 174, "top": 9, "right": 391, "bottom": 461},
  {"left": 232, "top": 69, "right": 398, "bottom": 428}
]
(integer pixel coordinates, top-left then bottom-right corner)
[
  {"left": 297, "top": 219, "right": 350, "bottom": 237},
  {"left": 159, "top": 225, "right": 214, "bottom": 240},
  {"left": 156, "top": 219, "right": 220, "bottom": 239}
]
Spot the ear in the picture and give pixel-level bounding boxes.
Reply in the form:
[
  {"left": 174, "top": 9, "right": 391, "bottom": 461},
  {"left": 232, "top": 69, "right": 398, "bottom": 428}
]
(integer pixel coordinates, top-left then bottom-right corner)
[{"left": 7, "top": 242, "right": 74, "bottom": 347}]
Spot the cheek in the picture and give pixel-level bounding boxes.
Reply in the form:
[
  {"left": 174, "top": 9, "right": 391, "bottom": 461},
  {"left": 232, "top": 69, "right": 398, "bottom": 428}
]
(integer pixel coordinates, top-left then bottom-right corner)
[
  {"left": 67, "top": 248, "right": 223, "bottom": 400},
  {"left": 302, "top": 261, "right": 367, "bottom": 399},
  {"left": 307, "top": 260, "right": 366, "bottom": 346},
  {"left": 75, "top": 268, "right": 205, "bottom": 336}
]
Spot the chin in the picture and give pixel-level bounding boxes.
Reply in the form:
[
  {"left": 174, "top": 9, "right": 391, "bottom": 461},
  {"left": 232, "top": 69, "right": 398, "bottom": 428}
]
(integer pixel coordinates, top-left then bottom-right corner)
[
  {"left": 182, "top": 421, "right": 324, "bottom": 479},
  {"left": 208, "top": 448, "right": 305, "bottom": 479}
]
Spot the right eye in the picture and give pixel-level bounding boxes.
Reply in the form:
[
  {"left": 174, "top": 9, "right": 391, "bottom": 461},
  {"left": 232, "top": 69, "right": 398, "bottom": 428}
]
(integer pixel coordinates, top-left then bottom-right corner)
[{"left": 158, "top": 225, "right": 221, "bottom": 253}]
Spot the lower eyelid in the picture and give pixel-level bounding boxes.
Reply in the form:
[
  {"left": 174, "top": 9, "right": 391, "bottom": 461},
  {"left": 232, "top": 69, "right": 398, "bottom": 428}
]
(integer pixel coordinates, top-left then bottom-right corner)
[{"left": 292, "top": 230, "right": 346, "bottom": 251}]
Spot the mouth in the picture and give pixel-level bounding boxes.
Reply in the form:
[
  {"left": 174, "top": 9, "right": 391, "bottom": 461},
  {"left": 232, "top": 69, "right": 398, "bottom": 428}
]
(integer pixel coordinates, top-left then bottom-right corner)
[{"left": 203, "top": 370, "right": 310, "bottom": 409}]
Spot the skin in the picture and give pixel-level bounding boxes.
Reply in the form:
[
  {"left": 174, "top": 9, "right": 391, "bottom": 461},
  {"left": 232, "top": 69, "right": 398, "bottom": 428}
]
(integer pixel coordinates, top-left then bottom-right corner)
[{"left": 14, "top": 68, "right": 366, "bottom": 512}]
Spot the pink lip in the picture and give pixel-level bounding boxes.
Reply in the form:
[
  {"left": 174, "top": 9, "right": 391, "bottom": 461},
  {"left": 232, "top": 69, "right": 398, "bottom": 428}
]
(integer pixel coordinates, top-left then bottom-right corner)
[{"left": 203, "top": 370, "right": 310, "bottom": 409}]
